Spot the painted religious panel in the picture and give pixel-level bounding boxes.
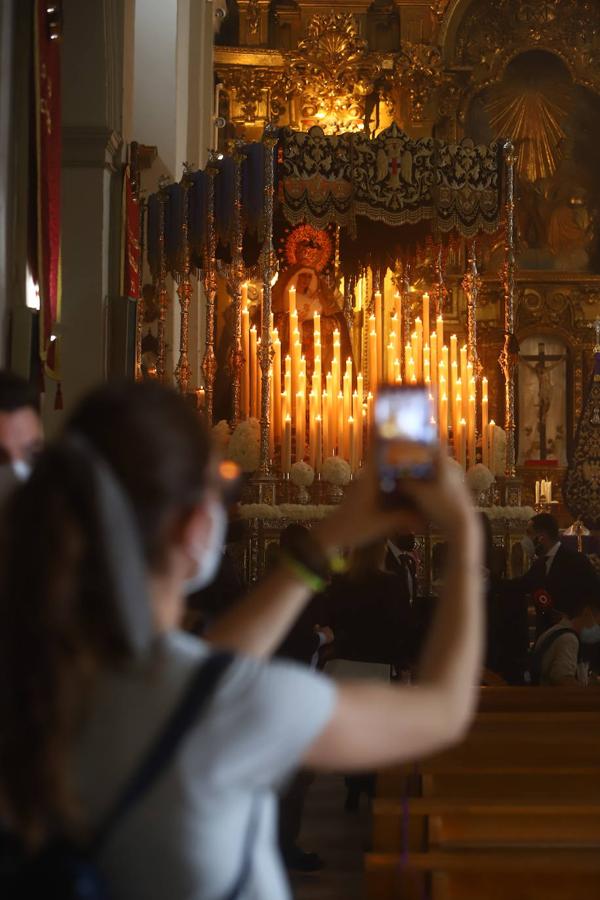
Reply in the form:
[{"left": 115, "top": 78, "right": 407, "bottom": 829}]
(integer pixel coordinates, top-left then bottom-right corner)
[{"left": 518, "top": 335, "right": 568, "bottom": 466}]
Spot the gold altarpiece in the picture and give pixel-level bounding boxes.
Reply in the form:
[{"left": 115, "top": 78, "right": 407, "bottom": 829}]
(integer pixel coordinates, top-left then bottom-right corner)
[{"left": 215, "top": 0, "right": 600, "bottom": 519}]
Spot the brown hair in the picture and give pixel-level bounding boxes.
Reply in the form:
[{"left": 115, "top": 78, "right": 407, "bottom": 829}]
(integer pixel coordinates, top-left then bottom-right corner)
[{"left": 0, "top": 380, "right": 211, "bottom": 844}]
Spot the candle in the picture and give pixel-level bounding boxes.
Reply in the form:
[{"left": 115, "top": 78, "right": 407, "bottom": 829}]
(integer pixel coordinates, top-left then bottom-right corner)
[
  {"left": 357, "top": 372, "right": 364, "bottom": 402},
  {"left": 374, "top": 291, "right": 383, "bottom": 379},
  {"left": 422, "top": 292, "right": 430, "bottom": 345},
  {"left": 249, "top": 326, "right": 257, "bottom": 418},
  {"left": 296, "top": 391, "right": 305, "bottom": 460},
  {"left": 283, "top": 415, "right": 292, "bottom": 475},
  {"left": 255, "top": 338, "right": 262, "bottom": 416},
  {"left": 315, "top": 415, "right": 322, "bottom": 474},
  {"left": 489, "top": 420, "right": 496, "bottom": 474},
  {"left": 332, "top": 328, "right": 342, "bottom": 391},
  {"left": 481, "top": 377, "right": 489, "bottom": 467},
  {"left": 241, "top": 282, "right": 248, "bottom": 308},
  {"left": 394, "top": 359, "right": 401, "bottom": 383},
  {"left": 338, "top": 390, "right": 345, "bottom": 457},
  {"left": 369, "top": 329, "right": 378, "bottom": 394},
  {"left": 241, "top": 306, "right": 250, "bottom": 417},
  {"left": 450, "top": 334, "right": 458, "bottom": 379},
  {"left": 468, "top": 393, "right": 476, "bottom": 467},
  {"left": 436, "top": 315, "right": 444, "bottom": 359},
  {"left": 273, "top": 331, "right": 281, "bottom": 440},
  {"left": 454, "top": 379, "right": 462, "bottom": 435},
  {"left": 460, "top": 345, "right": 468, "bottom": 412},
  {"left": 322, "top": 391, "right": 330, "bottom": 460},
  {"left": 349, "top": 416, "right": 357, "bottom": 473},
  {"left": 352, "top": 389, "right": 361, "bottom": 423},
  {"left": 268, "top": 366, "right": 274, "bottom": 458},
  {"left": 411, "top": 331, "right": 419, "bottom": 379},
  {"left": 458, "top": 417, "right": 467, "bottom": 468},
  {"left": 366, "top": 392, "right": 374, "bottom": 448},
  {"left": 439, "top": 390, "right": 448, "bottom": 446},
  {"left": 430, "top": 332, "right": 438, "bottom": 391},
  {"left": 292, "top": 339, "right": 301, "bottom": 408},
  {"left": 288, "top": 284, "right": 296, "bottom": 316},
  {"left": 391, "top": 316, "right": 400, "bottom": 362},
  {"left": 423, "top": 344, "right": 430, "bottom": 384},
  {"left": 387, "top": 342, "right": 395, "bottom": 382},
  {"left": 314, "top": 311, "right": 320, "bottom": 338},
  {"left": 415, "top": 317, "right": 423, "bottom": 380}
]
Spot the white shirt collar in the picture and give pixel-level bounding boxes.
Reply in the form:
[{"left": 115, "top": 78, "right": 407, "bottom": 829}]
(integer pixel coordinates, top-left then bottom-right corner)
[{"left": 545, "top": 541, "right": 561, "bottom": 571}]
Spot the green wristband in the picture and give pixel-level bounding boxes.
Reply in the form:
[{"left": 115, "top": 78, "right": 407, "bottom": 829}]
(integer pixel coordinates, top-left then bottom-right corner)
[{"left": 279, "top": 552, "right": 328, "bottom": 593}]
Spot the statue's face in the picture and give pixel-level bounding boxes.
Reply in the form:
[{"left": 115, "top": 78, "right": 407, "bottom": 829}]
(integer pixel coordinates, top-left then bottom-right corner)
[
  {"left": 296, "top": 272, "right": 312, "bottom": 294},
  {"left": 296, "top": 242, "right": 319, "bottom": 268}
]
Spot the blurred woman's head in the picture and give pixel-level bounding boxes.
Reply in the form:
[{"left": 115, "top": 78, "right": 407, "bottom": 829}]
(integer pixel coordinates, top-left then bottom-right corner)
[{"left": 0, "top": 380, "right": 218, "bottom": 842}]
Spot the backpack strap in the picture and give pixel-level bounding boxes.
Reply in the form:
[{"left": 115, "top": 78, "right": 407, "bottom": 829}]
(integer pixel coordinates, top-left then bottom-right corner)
[{"left": 92, "top": 650, "right": 232, "bottom": 854}]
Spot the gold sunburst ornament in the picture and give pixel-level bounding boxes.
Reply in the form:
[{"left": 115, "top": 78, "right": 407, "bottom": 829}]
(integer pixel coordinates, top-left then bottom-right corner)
[{"left": 485, "top": 85, "right": 568, "bottom": 182}]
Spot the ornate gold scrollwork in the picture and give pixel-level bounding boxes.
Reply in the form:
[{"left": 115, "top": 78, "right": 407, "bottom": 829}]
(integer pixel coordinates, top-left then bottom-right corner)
[
  {"left": 286, "top": 13, "right": 382, "bottom": 134},
  {"left": 393, "top": 42, "right": 445, "bottom": 124}
]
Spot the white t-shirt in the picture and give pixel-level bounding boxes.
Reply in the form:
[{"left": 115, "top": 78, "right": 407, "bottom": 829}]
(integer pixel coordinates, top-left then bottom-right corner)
[{"left": 75, "top": 630, "right": 336, "bottom": 900}]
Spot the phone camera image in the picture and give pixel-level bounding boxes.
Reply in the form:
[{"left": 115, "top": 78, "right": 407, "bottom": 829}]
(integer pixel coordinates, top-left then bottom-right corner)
[{"left": 375, "top": 384, "right": 437, "bottom": 506}]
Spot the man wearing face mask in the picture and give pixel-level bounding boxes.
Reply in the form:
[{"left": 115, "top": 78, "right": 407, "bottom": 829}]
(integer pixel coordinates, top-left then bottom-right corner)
[
  {"left": 0, "top": 371, "right": 43, "bottom": 494},
  {"left": 530, "top": 593, "right": 600, "bottom": 686},
  {"left": 498, "top": 513, "right": 599, "bottom": 682}
]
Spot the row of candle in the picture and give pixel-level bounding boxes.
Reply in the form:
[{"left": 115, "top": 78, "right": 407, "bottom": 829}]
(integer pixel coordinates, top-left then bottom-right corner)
[
  {"left": 240, "top": 283, "right": 496, "bottom": 474},
  {"left": 535, "top": 479, "right": 553, "bottom": 504}
]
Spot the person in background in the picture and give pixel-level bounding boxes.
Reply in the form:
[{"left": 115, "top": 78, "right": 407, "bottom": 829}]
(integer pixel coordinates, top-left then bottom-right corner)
[
  {"left": 272, "top": 524, "right": 334, "bottom": 872},
  {"left": 499, "top": 513, "right": 600, "bottom": 682},
  {"left": 385, "top": 532, "right": 418, "bottom": 606},
  {"left": 0, "top": 380, "right": 483, "bottom": 900},
  {"left": 530, "top": 593, "right": 600, "bottom": 686},
  {"left": 0, "top": 371, "right": 43, "bottom": 476},
  {"left": 324, "top": 538, "right": 415, "bottom": 810}
]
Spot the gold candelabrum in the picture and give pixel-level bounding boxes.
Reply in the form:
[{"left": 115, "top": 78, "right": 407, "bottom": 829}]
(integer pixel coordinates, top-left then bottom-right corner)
[
  {"left": 202, "top": 155, "right": 219, "bottom": 424},
  {"left": 175, "top": 166, "right": 193, "bottom": 395},
  {"left": 258, "top": 126, "right": 278, "bottom": 475},
  {"left": 227, "top": 141, "right": 246, "bottom": 426},
  {"left": 156, "top": 183, "right": 169, "bottom": 384},
  {"left": 500, "top": 141, "right": 517, "bottom": 479}
]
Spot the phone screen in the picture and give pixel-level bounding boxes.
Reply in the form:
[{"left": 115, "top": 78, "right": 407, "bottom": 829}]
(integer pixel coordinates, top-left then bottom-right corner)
[{"left": 375, "top": 385, "right": 437, "bottom": 503}]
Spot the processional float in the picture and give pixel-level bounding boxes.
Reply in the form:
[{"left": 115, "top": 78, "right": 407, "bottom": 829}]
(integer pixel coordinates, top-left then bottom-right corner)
[{"left": 143, "top": 123, "right": 518, "bottom": 503}]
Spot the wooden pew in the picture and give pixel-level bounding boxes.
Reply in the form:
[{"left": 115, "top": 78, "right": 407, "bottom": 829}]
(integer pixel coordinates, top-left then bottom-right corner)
[
  {"left": 365, "top": 849, "right": 600, "bottom": 900},
  {"left": 377, "top": 712, "right": 600, "bottom": 799},
  {"left": 478, "top": 686, "right": 600, "bottom": 714},
  {"left": 372, "top": 797, "right": 600, "bottom": 852}
]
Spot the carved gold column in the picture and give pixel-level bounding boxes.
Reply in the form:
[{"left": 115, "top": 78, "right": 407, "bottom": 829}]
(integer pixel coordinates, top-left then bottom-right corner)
[
  {"left": 500, "top": 141, "right": 517, "bottom": 479},
  {"left": 463, "top": 243, "right": 482, "bottom": 377},
  {"left": 175, "top": 168, "right": 193, "bottom": 394},
  {"left": 258, "top": 126, "right": 278, "bottom": 474},
  {"left": 134, "top": 198, "right": 146, "bottom": 382},
  {"left": 156, "top": 185, "right": 169, "bottom": 384},
  {"left": 432, "top": 244, "right": 446, "bottom": 317},
  {"left": 202, "top": 156, "right": 219, "bottom": 423},
  {"left": 229, "top": 142, "right": 246, "bottom": 425}
]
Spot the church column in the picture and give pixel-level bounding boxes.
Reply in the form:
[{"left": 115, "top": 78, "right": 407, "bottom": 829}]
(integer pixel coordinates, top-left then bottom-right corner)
[{"left": 49, "top": 0, "right": 127, "bottom": 434}]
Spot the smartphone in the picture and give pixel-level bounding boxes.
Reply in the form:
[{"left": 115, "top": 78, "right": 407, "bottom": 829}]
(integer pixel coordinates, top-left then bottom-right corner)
[{"left": 375, "top": 384, "right": 437, "bottom": 506}]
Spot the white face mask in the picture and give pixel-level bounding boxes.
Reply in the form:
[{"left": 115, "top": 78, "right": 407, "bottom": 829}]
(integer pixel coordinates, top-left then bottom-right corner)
[
  {"left": 12, "top": 459, "right": 32, "bottom": 482},
  {"left": 184, "top": 499, "right": 227, "bottom": 595}
]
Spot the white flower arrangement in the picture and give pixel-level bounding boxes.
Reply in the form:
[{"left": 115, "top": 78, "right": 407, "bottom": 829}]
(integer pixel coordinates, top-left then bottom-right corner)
[
  {"left": 447, "top": 457, "right": 466, "bottom": 481},
  {"left": 290, "top": 461, "right": 315, "bottom": 488},
  {"left": 237, "top": 502, "right": 534, "bottom": 525},
  {"left": 227, "top": 420, "right": 260, "bottom": 473},
  {"left": 211, "top": 420, "right": 231, "bottom": 455},
  {"left": 466, "top": 463, "right": 494, "bottom": 493},
  {"left": 322, "top": 456, "right": 352, "bottom": 486}
]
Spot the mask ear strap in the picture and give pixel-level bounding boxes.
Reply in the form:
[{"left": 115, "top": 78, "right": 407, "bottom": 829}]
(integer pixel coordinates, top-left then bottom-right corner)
[{"left": 66, "top": 434, "right": 154, "bottom": 658}]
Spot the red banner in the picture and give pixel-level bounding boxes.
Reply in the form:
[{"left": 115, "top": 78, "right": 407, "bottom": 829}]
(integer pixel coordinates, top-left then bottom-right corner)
[
  {"left": 123, "top": 164, "right": 141, "bottom": 300},
  {"left": 34, "top": 0, "right": 62, "bottom": 382}
]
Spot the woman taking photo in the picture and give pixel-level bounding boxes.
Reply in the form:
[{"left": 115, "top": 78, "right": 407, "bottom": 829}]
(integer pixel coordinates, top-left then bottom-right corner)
[{"left": 0, "top": 381, "right": 482, "bottom": 900}]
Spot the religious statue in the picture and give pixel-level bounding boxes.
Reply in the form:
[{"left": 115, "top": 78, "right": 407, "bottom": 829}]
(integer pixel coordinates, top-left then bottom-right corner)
[{"left": 272, "top": 225, "right": 353, "bottom": 377}]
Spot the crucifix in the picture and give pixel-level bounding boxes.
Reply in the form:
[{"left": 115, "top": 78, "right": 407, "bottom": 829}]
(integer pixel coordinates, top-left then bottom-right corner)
[{"left": 520, "top": 341, "right": 566, "bottom": 460}]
